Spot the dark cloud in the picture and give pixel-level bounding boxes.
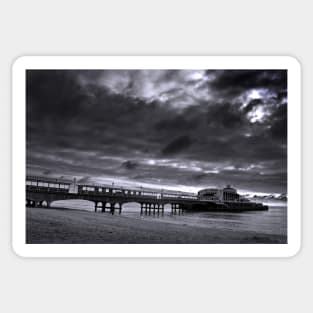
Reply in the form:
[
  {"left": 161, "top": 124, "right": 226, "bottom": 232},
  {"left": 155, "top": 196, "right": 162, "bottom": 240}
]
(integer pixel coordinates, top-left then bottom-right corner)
[
  {"left": 207, "top": 70, "right": 287, "bottom": 100},
  {"left": 162, "top": 135, "right": 192, "bottom": 156},
  {"left": 207, "top": 102, "right": 246, "bottom": 129},
  {"left": 122, "top": 160, "right": 138, "bottom": 170},
  {"left": 154, "top": 115, "right": 197, "bottom": 132},
  {"left": 26, "top": 69, "right": 287, "bottom": 194},
  {"left": 268, "top": 104, "right": 287, "bottom": 140}
]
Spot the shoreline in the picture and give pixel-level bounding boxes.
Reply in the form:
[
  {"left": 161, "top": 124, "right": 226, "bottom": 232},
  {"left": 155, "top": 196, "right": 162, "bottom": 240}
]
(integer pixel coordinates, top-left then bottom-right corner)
[{"left": 26, "top": 207, "right": 287, "bottom": 244}]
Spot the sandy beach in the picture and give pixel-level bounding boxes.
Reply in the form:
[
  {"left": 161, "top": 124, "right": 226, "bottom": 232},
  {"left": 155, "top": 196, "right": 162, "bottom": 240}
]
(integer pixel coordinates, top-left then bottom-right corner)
[{"left": 26, "top": 207, "right": 287, "bottom": 244}]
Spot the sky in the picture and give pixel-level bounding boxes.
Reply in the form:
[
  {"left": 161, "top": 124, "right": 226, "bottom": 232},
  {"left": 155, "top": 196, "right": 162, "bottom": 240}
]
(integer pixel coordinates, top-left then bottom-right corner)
[{"left": 26, "top": 69, "right": 287, "bottom": 195}]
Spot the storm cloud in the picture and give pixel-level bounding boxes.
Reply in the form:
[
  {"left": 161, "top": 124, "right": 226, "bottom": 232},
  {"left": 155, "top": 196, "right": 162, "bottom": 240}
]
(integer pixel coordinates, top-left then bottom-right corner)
[{"left": 26, "top": 69, "right": 287, "bottom": 194}]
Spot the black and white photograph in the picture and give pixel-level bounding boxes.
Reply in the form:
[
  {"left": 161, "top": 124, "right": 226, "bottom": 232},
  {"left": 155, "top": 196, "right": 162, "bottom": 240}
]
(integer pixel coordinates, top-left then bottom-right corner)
[
  {"left": 24, "top": 64, "right": 289, "bottom": 245},
  {"left": 3, "top": 0, "right": 311, "bottom": 311}
]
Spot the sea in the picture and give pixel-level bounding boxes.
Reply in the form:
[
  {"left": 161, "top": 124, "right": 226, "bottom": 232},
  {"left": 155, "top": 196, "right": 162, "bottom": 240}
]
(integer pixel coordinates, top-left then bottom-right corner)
[{"left": 51, "top": 200, "right": 287, "bottom": 237}]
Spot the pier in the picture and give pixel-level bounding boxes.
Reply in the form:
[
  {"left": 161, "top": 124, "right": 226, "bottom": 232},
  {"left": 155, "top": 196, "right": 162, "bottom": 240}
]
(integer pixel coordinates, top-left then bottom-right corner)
[{"left": 26, "top": 176, "right": 268, "bottom": 213}]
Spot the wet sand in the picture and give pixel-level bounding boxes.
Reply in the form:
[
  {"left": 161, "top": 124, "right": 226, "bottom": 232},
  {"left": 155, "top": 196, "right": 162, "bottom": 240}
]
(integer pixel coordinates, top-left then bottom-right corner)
[{"left": 26, "top": 207, "right": 287, "bottom": 244}]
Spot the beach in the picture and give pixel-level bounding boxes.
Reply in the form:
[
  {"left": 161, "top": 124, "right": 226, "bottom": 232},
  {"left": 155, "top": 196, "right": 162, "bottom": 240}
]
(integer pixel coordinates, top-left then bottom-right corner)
[{"left": 26, "top": 206, "right": 287, "bottom": 244}]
